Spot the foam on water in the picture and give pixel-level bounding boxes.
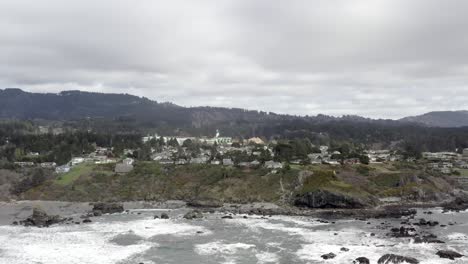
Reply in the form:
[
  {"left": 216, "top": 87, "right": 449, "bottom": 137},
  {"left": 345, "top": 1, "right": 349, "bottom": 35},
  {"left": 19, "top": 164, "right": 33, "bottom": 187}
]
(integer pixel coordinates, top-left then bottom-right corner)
[
  {"left": 255, "top": 251, "right": 279, "bottom": 263},
  {"left": 0, "top": 217, "right": 209, "bottom": 264},
  {"left": 195, "top": 241, "right": 256, "bottom": 255}
]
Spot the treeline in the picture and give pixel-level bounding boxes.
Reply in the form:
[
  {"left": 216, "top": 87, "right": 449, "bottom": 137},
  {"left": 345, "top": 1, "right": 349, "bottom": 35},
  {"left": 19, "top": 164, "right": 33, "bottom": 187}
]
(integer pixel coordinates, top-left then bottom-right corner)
[{"left": 0, "top": 130, "right": 142, "bottom": 165}]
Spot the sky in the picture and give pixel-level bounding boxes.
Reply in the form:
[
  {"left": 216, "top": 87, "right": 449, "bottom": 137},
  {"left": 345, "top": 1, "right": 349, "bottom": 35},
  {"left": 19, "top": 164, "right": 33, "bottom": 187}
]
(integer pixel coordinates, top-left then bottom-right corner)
[{"left": 1, "top": 0, "right": 468, "bottom": 119}]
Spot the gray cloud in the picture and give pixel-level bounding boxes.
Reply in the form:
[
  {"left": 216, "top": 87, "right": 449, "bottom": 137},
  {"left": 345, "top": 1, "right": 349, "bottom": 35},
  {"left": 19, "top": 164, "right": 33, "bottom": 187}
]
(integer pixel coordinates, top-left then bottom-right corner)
[{"left": 1, "top": 0, "right": 468, "bottom": 119}]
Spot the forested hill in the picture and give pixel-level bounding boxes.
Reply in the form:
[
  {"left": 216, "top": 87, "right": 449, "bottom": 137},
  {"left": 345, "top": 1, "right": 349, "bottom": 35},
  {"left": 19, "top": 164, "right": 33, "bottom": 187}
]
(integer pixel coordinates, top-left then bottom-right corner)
[
  {"left": 400, "top": 111, "right": 468, "bottom": 128},
  {"left": 0, "top": 88, "right": 394, "bottom": 129},
  {"left": 2, "top": 88, "right": 468, "bottom": 152}
]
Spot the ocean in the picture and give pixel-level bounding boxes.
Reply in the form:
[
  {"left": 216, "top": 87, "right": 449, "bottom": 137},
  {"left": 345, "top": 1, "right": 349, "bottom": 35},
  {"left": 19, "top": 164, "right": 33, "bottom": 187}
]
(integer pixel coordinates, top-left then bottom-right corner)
[{"left": 0, "top": 206, "right": 466, "bottom": 263}]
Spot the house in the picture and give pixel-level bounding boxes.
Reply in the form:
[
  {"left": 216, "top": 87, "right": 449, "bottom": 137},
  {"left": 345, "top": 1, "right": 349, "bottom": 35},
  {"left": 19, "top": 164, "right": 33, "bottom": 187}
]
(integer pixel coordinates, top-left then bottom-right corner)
[
  {"left": 71, "top": 157, "right": 85, "bottom": 166},
  {"left": 190, "top": 157, "right": 208, "bottom": 164},
  {"left": 14, "top": 162, "right": 35, "bottom": 167},
  {"left": 247, "top": 137, "right": 265, "bottom": 145},
  {"left": 463, "top": 148, "right": 468, "bottom": 158},
  {"left": 176, "top": 159, "right": 188, "bottom": 165},
  {"left": 122, "top": 158, "right": 134, "bottom": 165},
  {"left": 250, "top": 160, "right": 261, "bottom": 166},
  {"left": 264, "top": 161, "right": 283, "bottom": 169},
  {"left": 115, "top": 163, "right": 134, "bottom": 174},
  {"left": 223, "top": 158, "right": 234, "bottom": 166},
  {"left": 40, "top": 162, "right": 57, "bottom": 169},
  {"left": 211, "top": 160, "right": 221, "bottom": 165},
  {"left": 55, "top": 165, "right": 71, "bottom": 174}
]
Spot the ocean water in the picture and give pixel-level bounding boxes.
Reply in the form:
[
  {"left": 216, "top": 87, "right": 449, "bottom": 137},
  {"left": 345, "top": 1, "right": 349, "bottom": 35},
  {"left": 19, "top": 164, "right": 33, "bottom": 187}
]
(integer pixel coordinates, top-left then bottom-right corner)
[{"left": 0, "top": 208, "right": 467, "bottom": 264}]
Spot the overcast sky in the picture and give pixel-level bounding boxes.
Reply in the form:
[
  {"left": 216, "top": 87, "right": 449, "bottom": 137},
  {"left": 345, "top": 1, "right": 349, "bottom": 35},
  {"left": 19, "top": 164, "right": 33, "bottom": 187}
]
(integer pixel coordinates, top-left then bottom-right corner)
[{"left": 1, "top": 0, "right": 468, "bottom": 119}]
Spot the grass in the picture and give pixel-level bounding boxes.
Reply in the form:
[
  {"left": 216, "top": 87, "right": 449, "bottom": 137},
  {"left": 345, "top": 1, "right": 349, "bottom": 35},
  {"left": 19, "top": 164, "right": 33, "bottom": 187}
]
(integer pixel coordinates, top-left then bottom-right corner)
[
  {"left": 55, "top": 163, "right": 94, "bottom": 185},
  {"left": 455, "top": 169, "right": 468, "bottom": 177}
]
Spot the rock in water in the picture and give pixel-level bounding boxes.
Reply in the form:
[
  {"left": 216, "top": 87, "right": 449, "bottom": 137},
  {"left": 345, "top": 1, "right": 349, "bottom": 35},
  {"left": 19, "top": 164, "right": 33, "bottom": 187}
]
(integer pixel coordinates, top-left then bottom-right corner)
[
  {"left": 160, "top": 213, "right": 169, "bottom": 219},
  {"left": 436, "top": 250, "right": 463, "bottom": 260},
  {"left": 378, "top": 254, "right": 419, "bottom": 264},
  {"left": 183, "top": 210, "right": 203, "bottom": 220},
  {"left": 354, "top": 257, "right": 370, "bottom": 264},
  {"left": 92, "top": 203, "right": 124, "bottom": 215},
  {"left": 19, "top": 207, "right": 64, "bottom": 227},
  {"left": 321, "top": 253, "right": 336, "bottom": 260},
  {"left": 295, "top": 189, "right": 370, "bottom": 209}
]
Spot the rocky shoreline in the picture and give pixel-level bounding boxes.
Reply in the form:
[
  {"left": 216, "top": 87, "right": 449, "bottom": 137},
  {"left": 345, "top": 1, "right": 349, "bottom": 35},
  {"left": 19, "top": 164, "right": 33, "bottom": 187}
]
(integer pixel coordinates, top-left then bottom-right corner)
[
  {"left": 1, "top": 197, "right": 467, "bottom": 264},
  {"left": 2, "top": 194, "right": 466, "bottom": 225}
]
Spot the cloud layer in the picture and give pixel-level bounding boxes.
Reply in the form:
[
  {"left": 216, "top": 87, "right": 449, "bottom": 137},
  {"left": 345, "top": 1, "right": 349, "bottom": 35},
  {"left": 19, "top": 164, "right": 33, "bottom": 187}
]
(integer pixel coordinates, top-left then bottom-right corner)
[{"left": 1, "top": 0, "right": 468, "bottom": 119}]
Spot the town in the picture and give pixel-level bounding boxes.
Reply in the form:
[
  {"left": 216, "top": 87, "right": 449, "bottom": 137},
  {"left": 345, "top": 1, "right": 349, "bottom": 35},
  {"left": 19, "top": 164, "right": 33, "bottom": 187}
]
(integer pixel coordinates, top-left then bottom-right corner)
[{"left": 11, "top": 129, "right": 468, "bottom": 178}]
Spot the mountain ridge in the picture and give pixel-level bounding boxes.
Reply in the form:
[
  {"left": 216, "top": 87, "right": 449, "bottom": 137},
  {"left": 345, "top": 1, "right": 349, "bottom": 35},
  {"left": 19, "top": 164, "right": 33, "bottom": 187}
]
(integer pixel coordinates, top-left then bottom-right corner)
[{"left": 1, "top": 88, "right": 467, "bottom": 128}]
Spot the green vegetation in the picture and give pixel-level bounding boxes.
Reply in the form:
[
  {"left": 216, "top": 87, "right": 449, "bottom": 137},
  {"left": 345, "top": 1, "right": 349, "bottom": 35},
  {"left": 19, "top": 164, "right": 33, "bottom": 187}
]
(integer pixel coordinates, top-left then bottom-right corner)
[
  {"left": 55, "top": 163, "right": 94, "bottom": 185},
  {"left": 11, "top": 160, "right": 455, "bottom": 204}
]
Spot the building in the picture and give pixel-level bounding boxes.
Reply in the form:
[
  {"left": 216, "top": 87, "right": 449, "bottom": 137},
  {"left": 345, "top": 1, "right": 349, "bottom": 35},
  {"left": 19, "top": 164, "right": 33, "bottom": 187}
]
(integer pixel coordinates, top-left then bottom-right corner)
[
  {"left": 247, "top": 137, "right": 265, "bottom": 145},
  {"left": 71, "top": 157, "right": 85, "bottom": 166},
  {"left": 264, "top": 161, "right": 283, "bottom": 169},
  {"left": 463, "top": 148, "right": 468, "bottom": 158},
  {"left": 190, "top": 157, "right": 208, "bottom": 164},
  {"left": 122, "top": 158, "right": 134, "bottom": 165},
  {"left": 222, "top": 158, "right": 234, "bottom": 166},
  {"left": 55, "top": 165, "right": 71, "bottom": 174},
  {"left": 40, "top": 162, "right": 57, "bottom": 169},
  {"left": 14, "top": 162, "right": 35, "bottom": 167}
]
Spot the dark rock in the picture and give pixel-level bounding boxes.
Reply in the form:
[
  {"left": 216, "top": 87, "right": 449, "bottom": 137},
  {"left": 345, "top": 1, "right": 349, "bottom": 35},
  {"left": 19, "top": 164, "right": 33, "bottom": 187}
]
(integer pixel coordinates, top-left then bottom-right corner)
[
  {"left": 183, "top": 210, "right": 203, "bottom": 220},
  {"left": 92, "top": 203, "right": 124, "bottom": 215},
  {"left": 187, "top": 199, "right": 223, "bottom": 208},
  {"left": 442, "top": 194, "right": 468, "bottom": 212},
  {"left": 354, "top": 257, "right": 370, "bottom": 264},
  {"left": 82, "top": 218, "right": 92, "bottom": 223},
  {"left": 160, "top": 213, "right": 169, "bottom": 219},
  {"left": 377, "top": 254, "right": 419, "bottom": 264},
  {"left": 321, "top": 253, "right": 336, "bottom": 260},
  {"left": 436, "top": 250, "right": 463, "bottom": 260},
  {"left": 295, "top": 189, "right": 371, "bottom": 209},
  {"left": 12, "top": 221, "right": 18, "bottom": 225},
  {"left": 221, "top": 215, "right": 233, "bottom": 219},
  {"left": 19, "top": 207, "right": 65, "bottom": 227},
  {"left": 340, "top": 247, "right": 349, "bottom": 252}
]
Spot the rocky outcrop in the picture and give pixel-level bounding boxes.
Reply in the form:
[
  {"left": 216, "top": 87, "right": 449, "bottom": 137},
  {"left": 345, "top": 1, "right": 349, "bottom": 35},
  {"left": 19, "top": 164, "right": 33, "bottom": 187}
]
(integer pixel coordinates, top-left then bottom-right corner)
[
  {"left": 377, "top": 254, "right": 419, "bottom": 264},
  {"left": 91, "top": 202, "right": 124, "bottom": 215},
  {"left": 436, "top": 250, "right": 463, "bottom": 260},
  {"left": 187, "top": 199, "right": 223, "bottom": 208},
  {"left": 294, "top": 189, "right": 371, "bottom": 209},
  {"left": 19, "top": 207, "right": 64, "bottom": 227},
  {"left": 183, "top": 210, "right": 203, "bottom": 220},
  {"left": 353, "top": 257, "right": 370, "bottom": 264},
  {"left": 321, "top": 252, "right": 336, "bottom": 260},
  {"left": 442, "top": 194, "right": 468, "bottom": 212},
  {"left": 160, "top": 213, "right": 169, "bottom": 219}
]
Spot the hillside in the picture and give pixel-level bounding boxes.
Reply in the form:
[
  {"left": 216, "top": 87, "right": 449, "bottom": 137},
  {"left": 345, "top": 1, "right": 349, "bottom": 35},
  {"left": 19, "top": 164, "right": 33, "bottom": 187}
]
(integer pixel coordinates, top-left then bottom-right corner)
[
  {"left": 16, "top": 162, "right": 456, "bottom": 206},
  {"left": 400, "top": 111, "right": 468, "bottom": 128}
]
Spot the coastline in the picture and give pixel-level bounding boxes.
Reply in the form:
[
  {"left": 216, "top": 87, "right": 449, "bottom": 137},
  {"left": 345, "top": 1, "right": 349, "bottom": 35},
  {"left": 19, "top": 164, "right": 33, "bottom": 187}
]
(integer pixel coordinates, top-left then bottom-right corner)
[{"left": 0, "top": 199, "right": 452, "bottom": 226}]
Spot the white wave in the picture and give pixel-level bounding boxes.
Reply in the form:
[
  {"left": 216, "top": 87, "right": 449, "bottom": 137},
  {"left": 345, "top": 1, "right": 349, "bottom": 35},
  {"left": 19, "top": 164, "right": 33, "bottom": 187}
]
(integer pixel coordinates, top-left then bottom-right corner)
[
  {"left": 447, "top": 233, "right": 468, "bottom": 241},
  {"left": 195, "top": 241, "right": 256, "bottom": 255},
  {"left": 0, "top": 217, "right": 209, "bottom": 264},
  {"left": 0, "top": 225, "right": 151, "bottom": 264},
  {"left": 256, "top": 251, "right": 279, "bottom": 263},
  {"left": 94, "top": 217, "right": 211, "bottom": 238}
]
